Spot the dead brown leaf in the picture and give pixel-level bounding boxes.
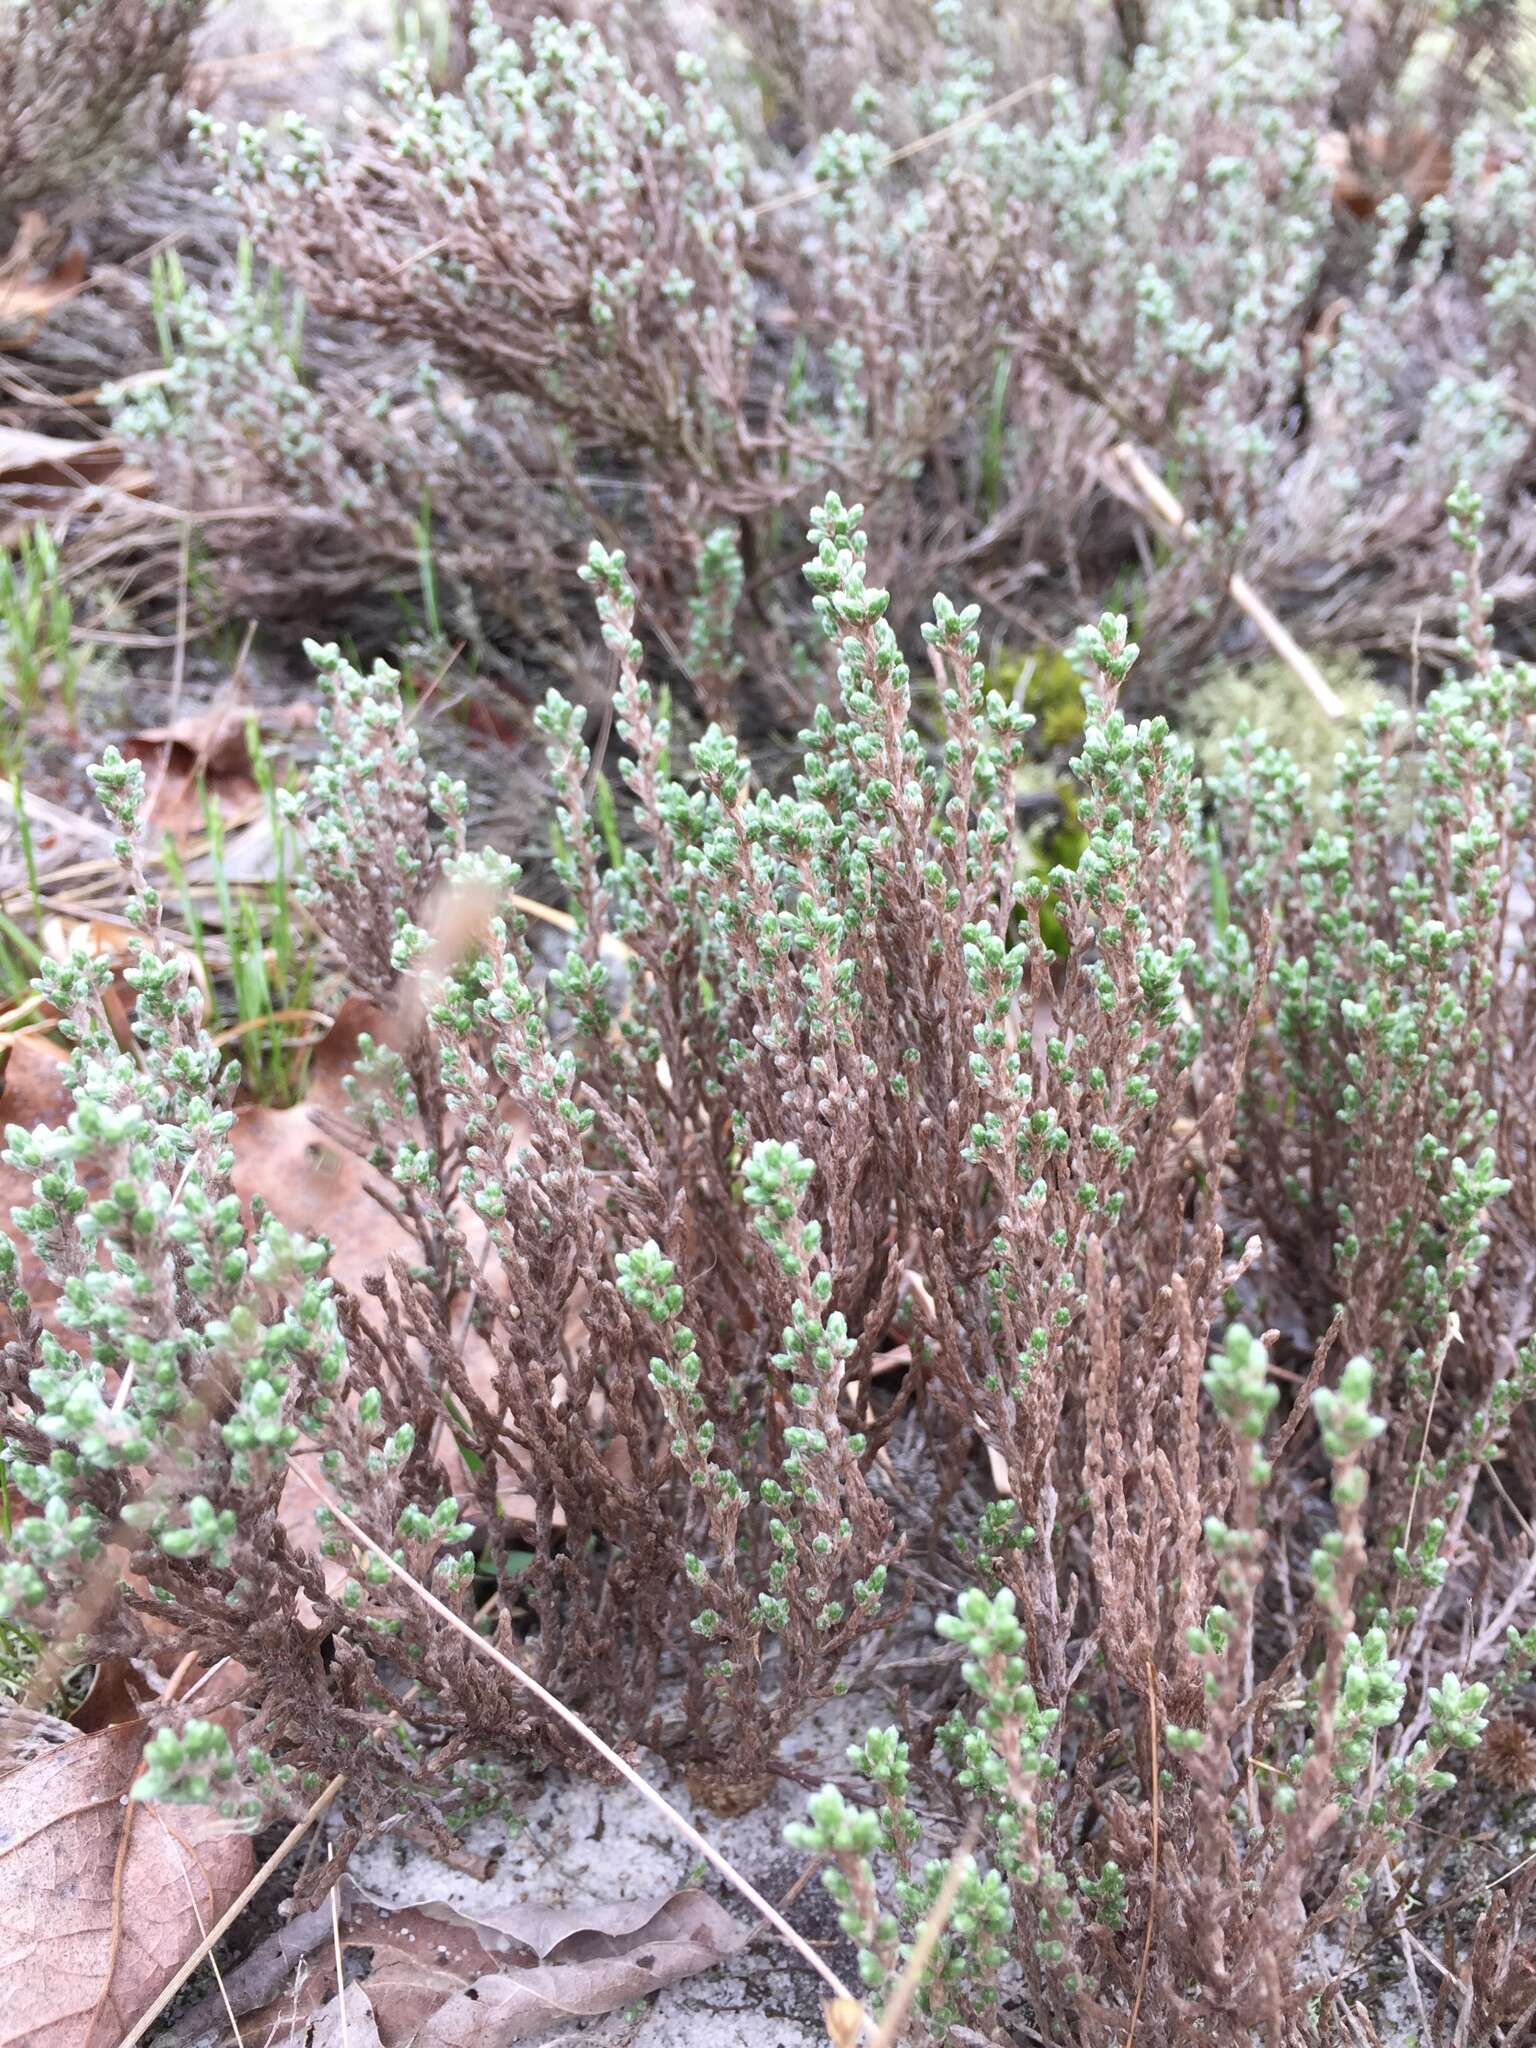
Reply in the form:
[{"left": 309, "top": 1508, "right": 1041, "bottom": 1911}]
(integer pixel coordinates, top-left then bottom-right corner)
[
  {"left": 1320, "top": 122, "right": 1451, "bottom": 220},
  {"left": 134, "top": 699, "right": 315, "bottom": 783},
  {"left": 0, "top": 1032, "right": 84, "bottom": 1329},
  {"left": 123, "top": 722, "right": 265, "bottom": 844},
  {"left": 0, "top": 1704, "right": 80, "bottom": 1784},
  {"left": 362, "top": 1885, "right": 744, "bottom": 1962},
  {"left": 254, "top": 1887, "right": 746, "bottom": 2048},
  {"left": 229, "top": 998, "right": 416, "bottom": 1584},
  {"left": 0, "top": 425, "right": 152, "bottom": 549},
  {"left": 0, "top": 1019, "right": 71, "bottom": 1116},
  {"left": 1, "top": 1005, "right": 406, "bottom": 1580},
  {"left": 0, "top": 213, "right": 87, "bottom": 340},
  {"left": 0, "top": 1719, "right": 253, "bottom": 2048},
  {"left": 0, "top": 426, "right": 126, "bottom": 492},
  {"left": 384, "top": 1888, "right": 746, "bottom": 2046},
  {"left": 232, "top": 994, "right": 410, "bottom": 1296},
  {"left": 68, "top": 1656, "right": 154, "bottom": 1735},
  {"left": 0, "top": 1003, "right": 404, "bottom": 1289}
]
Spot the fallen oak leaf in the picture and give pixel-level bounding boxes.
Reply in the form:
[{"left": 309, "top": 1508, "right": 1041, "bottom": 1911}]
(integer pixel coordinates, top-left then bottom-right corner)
[
  {"left": 0, "top": 426, "right": 125, "bottom": 491},
  {"left": 0, "top": 1703, "right": 80, "bottom": 1784},
  {"left": 134, "top": 699, "right": 314, "bottom": 781},
  {"left": 230, "top": 996, "right": 416, "bottom": 1589},
  {"left": 1319, "top": 122, "right": 1452, "bottom": 221},
  {"left": 231, "top": 993, "right": 411, "bottom": 1297},
  {"left": 0, "top": 1019, "right": 71, "bottom": 1115},
  {"left": 0, "top": 1007, "right": 538, "bottom": 1574},
  {"left": 387, "top": 1889, "right": 747, "bottom": 2048},
  {"left": 0, "top": 212, "right": 87, "bottom": 339},
  {"left": 0, "top": 1718, "right": 253, "bottom": 2048},
  {"left": 406, "top": 1963, "right": 710, "bottom": 2046},
  {"left": 351, "top": 1882, "right": 747, "bottom": 1965},
  {"left": 311, "top": 1903, "right": 489, "bottom": 2043},
  {"left": 0, "top": 259, "right": 85, "bottom": 333},
  {"left": 122, "top": 739, "right": 263, "bottom": 845},
  {"left": 127, "top": 698, "right": 314, "bottom": 844},
  {"left": 0, "top": 1031, "right": 85, "bottom": 1331},
  {"left": 0, "top": 427, "right": 152, "bottom": 549},
  {"left": 67, "top": 1655, "right": 154, "bottom": 1735},
  {"left": 267, "top": 1888, "right": 748, "bottom": 2048}
]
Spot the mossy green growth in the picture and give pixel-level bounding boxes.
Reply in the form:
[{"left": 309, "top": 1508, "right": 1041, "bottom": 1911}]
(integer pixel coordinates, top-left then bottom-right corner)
[
  {"left": 1024, "top": 784, "right": 1088, "bottom": 957},
  {"left": 990, "top": 646, "right": 1092, "bottom": 956},
  {"left": 991, "top": 645, "right": 1089, "bottom": 752},
  {"left": 1182, "top": 655, "right": 1386, "bottom": 792}
]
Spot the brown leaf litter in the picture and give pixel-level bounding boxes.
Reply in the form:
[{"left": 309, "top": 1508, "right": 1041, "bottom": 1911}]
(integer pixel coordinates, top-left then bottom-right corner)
[
  {"left": 241, "top": 1884, "right": 748, "bottom": 2048},
  {"left": 0, "top": 1716, "right": 252, "bottom": 2048},
  {"left": 0, "top": 211, "right": 88, "bottom": 341},
  {"left": 0, "top": 425, "right": 152, "bottom": 546}
]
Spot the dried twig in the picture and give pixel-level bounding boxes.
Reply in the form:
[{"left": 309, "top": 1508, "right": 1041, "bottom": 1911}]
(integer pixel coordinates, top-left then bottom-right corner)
[
  {"left": 1403, "top": 1314, "right": 1459, "bottom": 1557},
  {"left": 1107, "top": 442, "right": 1344, "bottom": 719}
]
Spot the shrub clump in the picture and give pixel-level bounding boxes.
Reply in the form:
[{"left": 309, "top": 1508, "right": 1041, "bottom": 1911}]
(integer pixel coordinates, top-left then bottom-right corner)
[
  {"left": 0, "top": 0, "right": 205, "bottom": 214},
  {"left": 112, "top": 0, "right": 1536, "bottom": 700},
  {"left": 1, "top": 489, "right": 1533, "bottom": 2035}
]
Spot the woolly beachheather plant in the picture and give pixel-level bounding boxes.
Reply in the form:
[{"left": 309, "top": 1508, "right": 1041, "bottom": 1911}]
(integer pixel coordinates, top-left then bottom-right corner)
[
  {"left": 0, "top": 0, "right": 205, "bottom": 208},
  {"left": 0, "top": 491, "right": 1529, "bottom": 2038}
]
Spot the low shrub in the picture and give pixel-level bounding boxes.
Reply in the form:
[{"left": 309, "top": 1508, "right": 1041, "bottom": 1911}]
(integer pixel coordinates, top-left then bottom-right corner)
[
  {"left": 110, "top": 0, "right": 1536, "bottom": 708},
  {"left": 2, "top": 484, "right": 1533, "bottom": 2033},
  {"left": 0, "top": 0, "right": 205, "bottom": 216}
]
